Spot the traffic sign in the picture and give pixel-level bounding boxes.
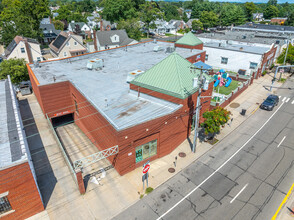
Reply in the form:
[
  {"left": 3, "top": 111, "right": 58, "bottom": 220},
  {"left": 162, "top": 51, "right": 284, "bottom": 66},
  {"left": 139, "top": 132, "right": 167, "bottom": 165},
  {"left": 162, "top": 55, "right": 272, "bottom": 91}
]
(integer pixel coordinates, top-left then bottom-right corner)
[{"left": 143, "top": 164, "right": 150, "bottom": 174}]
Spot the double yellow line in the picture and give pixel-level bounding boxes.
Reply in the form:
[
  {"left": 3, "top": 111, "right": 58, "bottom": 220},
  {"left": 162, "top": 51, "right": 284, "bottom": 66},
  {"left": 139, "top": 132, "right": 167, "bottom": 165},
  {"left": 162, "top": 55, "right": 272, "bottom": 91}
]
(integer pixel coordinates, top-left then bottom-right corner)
[{"left": 272, "top": 183, "right": 294, "bottom": 220}]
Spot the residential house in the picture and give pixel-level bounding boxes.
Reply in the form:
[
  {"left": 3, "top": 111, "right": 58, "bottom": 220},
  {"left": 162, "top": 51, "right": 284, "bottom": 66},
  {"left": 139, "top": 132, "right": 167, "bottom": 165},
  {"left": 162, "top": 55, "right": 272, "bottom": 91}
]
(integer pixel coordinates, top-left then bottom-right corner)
[
  {"left": 0, "top": 75, "right": 44, "bottom": 219},
  {"left": 87, "top": 16, "right": 99, "bottom": 30},
  {"left": 49, "top": 31, "right": 87, "bottom": 58},
  {"left": 150, "top": 19, "right": 176, "bottom": 35},
  {"left": 169, "top": 20, "right": 187, "bottom": 31},
  {"left": 68, "top": 22, "right": 91, "bottom": 38},
  {"left": 271, "top": 17, "right": 287, "bottom": 25},
  {"left": 4, "top": 36, "right": 42, "bottom": 63},
  {"left": 40, "top": 17, "right": 51, "bottom": 25},
  {"left": 187, "top": 19, "right": 198, "bottom": 29},
  {"left": 95, "top": 30, "right": 137, "bottom": 51},
  {"left": 253, "top": 13, "right": 264, "bottom": 21},
  {"left": 40, "top": 23, "right": 61, "bottom": 44},
  {"left": 99, "top": 20, "right": 117, "bottom": 31}
]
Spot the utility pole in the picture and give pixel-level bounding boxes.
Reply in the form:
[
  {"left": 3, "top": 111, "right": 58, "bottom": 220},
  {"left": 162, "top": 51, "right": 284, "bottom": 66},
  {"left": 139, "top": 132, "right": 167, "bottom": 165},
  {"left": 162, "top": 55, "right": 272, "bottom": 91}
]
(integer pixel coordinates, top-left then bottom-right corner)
[
  {"left": 280, "top": 39, "right": 290, "bottom": 80},
  {"left": 191, "top": 66, "right": 206, "bottom": 153}
]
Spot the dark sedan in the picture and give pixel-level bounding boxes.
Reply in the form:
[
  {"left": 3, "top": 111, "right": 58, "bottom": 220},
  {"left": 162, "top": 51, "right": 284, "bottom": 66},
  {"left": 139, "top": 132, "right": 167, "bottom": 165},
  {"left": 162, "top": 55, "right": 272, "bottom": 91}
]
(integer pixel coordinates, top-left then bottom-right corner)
[{"left": 260, "top": 95, "right": 279, "bottom": 111}]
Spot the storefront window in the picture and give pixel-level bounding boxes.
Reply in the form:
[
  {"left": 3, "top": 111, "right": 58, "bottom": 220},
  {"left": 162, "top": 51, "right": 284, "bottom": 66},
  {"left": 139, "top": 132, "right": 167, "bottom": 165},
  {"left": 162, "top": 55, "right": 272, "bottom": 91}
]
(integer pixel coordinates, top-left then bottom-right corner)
[{"left": 135, "top": 140, "right": 157, "bottom": 163}]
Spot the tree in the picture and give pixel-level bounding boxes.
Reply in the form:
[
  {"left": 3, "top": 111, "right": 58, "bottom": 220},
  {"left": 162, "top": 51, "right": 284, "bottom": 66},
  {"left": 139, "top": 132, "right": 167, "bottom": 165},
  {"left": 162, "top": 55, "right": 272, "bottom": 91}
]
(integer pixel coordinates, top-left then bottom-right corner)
[
  {"left": 0, "top": 0, "right": 50, "bottom": 46},
  {"left": 277, "top": 43, "right": 294, "bottom": 65},
  {"left": 101, "top": 0, "right": 137, "bottom": 23},
  {"left": 200, "top": 11, "right": 219, "bottom": 29},
  {"left": 219, "top": 4, "right": 246, "bottom": 26},
  {"left": 0, "top": 59, "right": 29, "bottom": 84},
  {"left": 285, "top": 11, "right": 294, "bottom": 26},
  {"left": 53, "top": 20, "right": 64, "bottom": 31},
  {"left": 244, "top": 2, "right": 257, "bottom": 21},
  {"left": 55, "top": 5, "right": 72, "bottom": 21},
  {"left": 182, "top": 11, "right": 189, "bottom": 23},
  {"left": 192, "top": 19, "right": 203, "bottom": 31},
  {"left": 201, "top": 107, "right": 231, "bottom": 136},
  {"left": 161, "top": 3, "right": 180, "bottom": 21},
  {"left": 117, "top": 18, "right": 142, "bottom": 41},
  {"left": 267, "top": 0, "right": 277, "bottom": 6},
  {"left": 264, "top": 5, "right": 279, "bottom": 19},
  {"left": 140, "top": 2, "right": 164, "bottom": 38}
]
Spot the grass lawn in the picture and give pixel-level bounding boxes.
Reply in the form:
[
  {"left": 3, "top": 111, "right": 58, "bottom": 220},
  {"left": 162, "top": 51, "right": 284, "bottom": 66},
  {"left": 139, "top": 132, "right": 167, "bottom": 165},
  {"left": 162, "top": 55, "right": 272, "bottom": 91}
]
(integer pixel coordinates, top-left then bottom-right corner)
[
  {"left": 165, "top": 33, "right": 175, "bottom": 37},
  {"left": 214, "top": 80, "right": 240, "bottom": 95}
]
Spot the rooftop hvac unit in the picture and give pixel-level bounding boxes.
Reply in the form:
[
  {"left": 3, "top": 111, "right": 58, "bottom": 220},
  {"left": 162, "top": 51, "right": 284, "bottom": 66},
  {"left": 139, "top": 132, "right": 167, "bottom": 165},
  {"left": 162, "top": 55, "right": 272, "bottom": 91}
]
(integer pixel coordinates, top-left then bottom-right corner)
[
  {"left": 87, "top": 58, "right": 103, "bottom": 70},
  {"left": 126, "top": 70, "right": 144, "bottom": 83},
  {"left": 166, "top": 46, "right": 175, "bottom": 53},
  {"left": 153, "top": 46, "right": 164, "bottom": 52}
]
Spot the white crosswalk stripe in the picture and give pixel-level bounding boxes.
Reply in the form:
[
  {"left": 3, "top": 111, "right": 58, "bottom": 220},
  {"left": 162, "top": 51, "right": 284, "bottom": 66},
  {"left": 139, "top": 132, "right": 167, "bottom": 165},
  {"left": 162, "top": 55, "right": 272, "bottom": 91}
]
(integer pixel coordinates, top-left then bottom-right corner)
[
  {"left": 285, "top": 98, "right": 290, "bottom": 103},
  {"left": 292, "top": 100, "right": 294, "bottom": 105},
  {"left": 279, "top": 96, "right": 281, "bottom": 98},
  {"left": 282, "top": 97, "right": 286, "bottom": 102}
]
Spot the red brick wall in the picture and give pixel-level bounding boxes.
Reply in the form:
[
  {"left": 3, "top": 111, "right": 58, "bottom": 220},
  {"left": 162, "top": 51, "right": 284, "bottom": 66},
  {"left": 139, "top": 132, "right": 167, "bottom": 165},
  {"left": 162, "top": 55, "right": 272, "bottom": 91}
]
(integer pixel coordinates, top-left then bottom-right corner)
[
  {"left": 256, "top": 45, "right": 277, "bottom": 78},
  {"left": 0, "top": 162, "right": 43, "bottom": 220},
  {"left": 175, "top": 43, "right": 203, "bottom": 50},
  {"left": 186, "top": 51, "right": 206, "bottom": 63}
]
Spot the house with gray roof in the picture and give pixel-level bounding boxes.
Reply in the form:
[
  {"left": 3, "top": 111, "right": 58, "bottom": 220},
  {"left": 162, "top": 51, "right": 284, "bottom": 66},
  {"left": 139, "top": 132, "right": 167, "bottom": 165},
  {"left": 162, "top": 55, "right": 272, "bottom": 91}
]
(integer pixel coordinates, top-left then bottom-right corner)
[
  {"left": 40, "top": 23, "right": 61, "bottom": 44},
  {"left": 95, "top": 30, "right": 137, "bottom": 51},
  {"left": 68, "top": 22, "right": 91, "bottom": 33}
]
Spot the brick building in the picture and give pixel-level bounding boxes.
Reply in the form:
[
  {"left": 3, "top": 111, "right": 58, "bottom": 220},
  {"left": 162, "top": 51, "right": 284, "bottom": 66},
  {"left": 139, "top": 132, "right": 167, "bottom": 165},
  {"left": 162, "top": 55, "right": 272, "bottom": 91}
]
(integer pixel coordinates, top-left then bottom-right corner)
[
  {"left": 27, "top": 40, "right": 212, "bottom": 176},
  {"left": 0, "top": 76, "right": 43, "bottom": 219}
]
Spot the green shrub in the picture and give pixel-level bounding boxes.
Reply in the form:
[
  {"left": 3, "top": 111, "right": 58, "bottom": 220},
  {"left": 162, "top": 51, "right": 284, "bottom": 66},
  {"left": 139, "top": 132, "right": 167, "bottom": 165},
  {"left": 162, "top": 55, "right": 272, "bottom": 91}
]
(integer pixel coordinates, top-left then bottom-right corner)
[
  {"left": 145, "top": 187, "right": 153, "bottom": 194},
  {"left": 278, "top": 78, "right": 286, "bottom": 83},
  {"left": 262, "top": 71, "right": 267, "bottom": 76}
]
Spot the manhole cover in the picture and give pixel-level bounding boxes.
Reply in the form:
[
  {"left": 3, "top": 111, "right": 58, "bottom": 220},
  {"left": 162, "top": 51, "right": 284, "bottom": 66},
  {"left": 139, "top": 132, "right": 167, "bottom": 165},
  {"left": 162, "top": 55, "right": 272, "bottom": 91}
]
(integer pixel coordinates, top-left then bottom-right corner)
[
  {"left": 168, "top": 168, "right": 175, "bottom": 173},
  {"left": 230, "top": 103, "right": 240, "bottom": 108},
  {"left": 178, "top": 152, "right": 186, "bottom": 158}
]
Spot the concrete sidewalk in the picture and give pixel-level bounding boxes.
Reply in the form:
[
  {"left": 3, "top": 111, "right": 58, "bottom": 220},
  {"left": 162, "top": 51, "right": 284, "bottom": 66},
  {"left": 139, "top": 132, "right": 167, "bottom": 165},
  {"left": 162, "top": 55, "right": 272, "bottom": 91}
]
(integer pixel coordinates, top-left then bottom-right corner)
[{"left": 26, "top": 73, "right": 285, "bottom": 220}]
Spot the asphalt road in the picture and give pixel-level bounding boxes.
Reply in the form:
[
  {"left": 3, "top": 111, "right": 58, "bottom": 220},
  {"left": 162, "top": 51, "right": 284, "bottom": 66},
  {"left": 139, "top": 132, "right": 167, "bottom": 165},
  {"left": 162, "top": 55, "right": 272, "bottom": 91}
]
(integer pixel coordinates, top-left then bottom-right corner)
[{"left": 113, "top": 76, "right": 294, "bottom": 220}]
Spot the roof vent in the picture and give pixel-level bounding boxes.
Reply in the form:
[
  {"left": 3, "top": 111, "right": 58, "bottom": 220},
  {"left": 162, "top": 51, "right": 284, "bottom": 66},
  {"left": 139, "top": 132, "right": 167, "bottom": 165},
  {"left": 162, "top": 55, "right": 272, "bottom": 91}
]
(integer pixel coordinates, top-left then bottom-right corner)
[
  {"left": 153, "top": 39, "right": 157, "bottom": 44},
  {"left": 34, "top": 60, "right": 39, "bottom": 68},
  {"left": 239, "top": 47, "right": 244, "bottom": 51},
  {"left": 242, "top": 35, "right": 246, "bottom": 39},
  {"left": 153, "top": 46, "right": 164, "bottom": 52},
  {"left": 87, "top": 58, "right": 103, "bottom": 70},
  {"left": 166, "top": 46, "right": 175, "bottom": 53},
  {"left": 126, "top": 70, "right": 144, "bottom": 83}
]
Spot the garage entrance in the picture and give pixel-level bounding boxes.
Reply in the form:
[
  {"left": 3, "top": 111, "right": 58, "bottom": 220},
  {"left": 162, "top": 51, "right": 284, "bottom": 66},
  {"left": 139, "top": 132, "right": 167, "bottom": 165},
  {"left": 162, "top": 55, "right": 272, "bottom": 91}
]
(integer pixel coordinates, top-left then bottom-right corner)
[{"left": 51, "top": 113, "right": 74, "bottom": 127}]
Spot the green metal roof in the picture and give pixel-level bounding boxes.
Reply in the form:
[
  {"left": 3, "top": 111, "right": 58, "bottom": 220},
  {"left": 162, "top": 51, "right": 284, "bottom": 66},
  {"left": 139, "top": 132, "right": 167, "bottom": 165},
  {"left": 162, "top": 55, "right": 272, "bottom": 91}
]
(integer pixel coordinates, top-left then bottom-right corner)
[
  {"left": 131, "top": 52, "right": 212, "bottom": 99},
  {"left": 175, "top": 32, "right": 203, "bottom": 46}
]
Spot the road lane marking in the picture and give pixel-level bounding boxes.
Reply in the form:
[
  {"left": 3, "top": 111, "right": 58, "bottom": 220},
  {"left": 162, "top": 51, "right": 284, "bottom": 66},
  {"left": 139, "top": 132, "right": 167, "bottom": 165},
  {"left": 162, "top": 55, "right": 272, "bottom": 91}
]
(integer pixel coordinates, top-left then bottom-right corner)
[
  {"left": 292, "top": 100, "right": 294, "bottom": 105},
  {"left": 230, "top": 184, "right": 248, "bottom": 204},
  {"left": 272, "top": 183, "right": 294, "bottom": 220},
  {"left": 277, "top": 136, "right": 286, "bottom": 148},
  {"left": 282, "top": 97, "right": 286, "bottom": 102},
  {"left": 156, "top": 102, "right": 285, "bottom": 220},
  {"left": 285, "top": 98, "right": 290, "bottom": 103},
  {"left": 279, "top": 96, "right": 281, "bottom": 98}
]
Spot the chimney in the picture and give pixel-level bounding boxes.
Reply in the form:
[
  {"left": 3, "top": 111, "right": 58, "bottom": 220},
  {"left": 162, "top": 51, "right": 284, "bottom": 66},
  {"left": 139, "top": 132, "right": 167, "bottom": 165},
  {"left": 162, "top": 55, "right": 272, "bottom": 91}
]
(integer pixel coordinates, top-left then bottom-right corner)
[
  {"left": 100, "top": 20, "right": 103, "bottom": 31},
  {"left": 93, "top": 30, "right": 98, "bottom": 51},
  {"left": 24, "top": 39, "right": 33, "bottom": 63}
]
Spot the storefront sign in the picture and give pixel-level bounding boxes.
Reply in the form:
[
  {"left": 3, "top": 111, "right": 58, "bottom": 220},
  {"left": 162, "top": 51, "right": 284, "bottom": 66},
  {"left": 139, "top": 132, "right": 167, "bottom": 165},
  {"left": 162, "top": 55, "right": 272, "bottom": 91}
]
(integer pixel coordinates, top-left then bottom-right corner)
[{"left": 53, "top": 110, "right": 71, "bottom": 117}]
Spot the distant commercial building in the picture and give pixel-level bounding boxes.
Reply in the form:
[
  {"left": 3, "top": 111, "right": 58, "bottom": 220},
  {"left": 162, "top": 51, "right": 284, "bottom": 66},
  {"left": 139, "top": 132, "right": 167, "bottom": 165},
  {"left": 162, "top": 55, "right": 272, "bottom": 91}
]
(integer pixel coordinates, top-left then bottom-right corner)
[
  {"left": 27, "top": 39, "right": 212, "bottom": 176},
  {"left": 233, "top": 23, "right": 294, "bottom": 36},
  {"left": 0, "top": 76, "right": 43, "bottom": 219},
  {"left": 198, "top": 37, "right": 277, "bottom": 78},
  {"left": 4, "top": 36, "right": 42, "bottom": 63}
]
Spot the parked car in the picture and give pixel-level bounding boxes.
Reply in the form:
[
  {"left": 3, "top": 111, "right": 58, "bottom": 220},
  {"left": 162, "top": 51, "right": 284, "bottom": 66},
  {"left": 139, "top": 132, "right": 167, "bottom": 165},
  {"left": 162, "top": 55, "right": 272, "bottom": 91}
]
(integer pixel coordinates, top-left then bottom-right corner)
[{"left": 260, "top": 95, "right": 279, "bottom": 111}]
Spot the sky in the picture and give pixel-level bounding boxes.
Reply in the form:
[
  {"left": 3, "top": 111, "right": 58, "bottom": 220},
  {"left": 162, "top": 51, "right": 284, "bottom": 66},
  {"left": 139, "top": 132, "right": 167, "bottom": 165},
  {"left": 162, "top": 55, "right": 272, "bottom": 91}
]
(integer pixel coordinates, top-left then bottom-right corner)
[{"left": 210, "top": 0, "right": 292, "bottom": 3}]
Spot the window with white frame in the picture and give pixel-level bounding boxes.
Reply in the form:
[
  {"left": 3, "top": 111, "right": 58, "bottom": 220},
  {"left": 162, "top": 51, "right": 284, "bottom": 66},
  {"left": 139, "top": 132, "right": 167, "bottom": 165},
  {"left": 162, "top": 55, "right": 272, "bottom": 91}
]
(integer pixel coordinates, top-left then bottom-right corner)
[
  {"left": 249, "top": 62, "right": 258, "bottom": 69},
  {"left": 66, "top": 42, "right": 70, "bottom": 46},
  {"left": 64, "top": 52, "right": 67, "bottom": 57},
  {"left": 0, "top": 193, "right": 12, "bottom": 215},
  {"left": 20, "top": 48, "right": 25, "bottom": 53},
  {"left": 37, "top": 57, "right": 41, "bottom": 61},
  {"left": 205, "top": 54, "right": 208, "bottom": 61},
  {"left": 221, "top": 57, "right": 228, "bottom": 64}
]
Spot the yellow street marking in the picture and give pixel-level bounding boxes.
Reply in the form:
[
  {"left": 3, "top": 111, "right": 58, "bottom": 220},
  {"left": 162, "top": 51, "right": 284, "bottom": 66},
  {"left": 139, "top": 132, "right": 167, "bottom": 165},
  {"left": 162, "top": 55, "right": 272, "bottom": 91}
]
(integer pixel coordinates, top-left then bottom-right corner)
[
  {"left": 272, "top": 183, "right": 294, "bottom": 220},
  {"left": 251, "top": 105, "right": 260, "bottom": 115}
]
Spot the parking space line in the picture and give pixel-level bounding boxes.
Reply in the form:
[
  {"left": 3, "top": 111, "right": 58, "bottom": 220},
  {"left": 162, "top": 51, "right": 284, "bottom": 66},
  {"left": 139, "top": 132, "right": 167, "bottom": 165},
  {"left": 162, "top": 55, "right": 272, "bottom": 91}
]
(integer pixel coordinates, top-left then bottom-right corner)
[
  {"left": 277, "top": 136, "right": 286, "bottom": 148},
  {"left": 230, "top": 184, "right": 248, "bottom": 204},
  {"left": 285, "top": 98, "right": 290, "bottom": 103}
]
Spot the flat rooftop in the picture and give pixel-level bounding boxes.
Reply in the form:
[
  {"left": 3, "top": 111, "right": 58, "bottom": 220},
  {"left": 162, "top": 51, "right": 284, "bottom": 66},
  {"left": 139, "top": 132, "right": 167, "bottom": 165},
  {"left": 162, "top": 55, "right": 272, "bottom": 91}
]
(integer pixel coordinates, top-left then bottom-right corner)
[
  {"left": 233, "top": 23, "right": 294, "bottom": 34},
  {"left": 0, "top": 78, "right": 27, "bottom": 169},
  {"left": 198, "top": 37, "right": 270, "bottom": 55},
  {"left": 197, "top": 31, "right": 288, "bottom": 46},
  {"left": 30, "top": 41, "right": 204, "bottom": 130}
]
